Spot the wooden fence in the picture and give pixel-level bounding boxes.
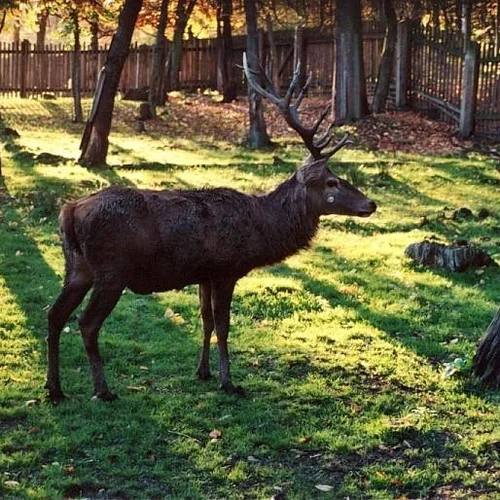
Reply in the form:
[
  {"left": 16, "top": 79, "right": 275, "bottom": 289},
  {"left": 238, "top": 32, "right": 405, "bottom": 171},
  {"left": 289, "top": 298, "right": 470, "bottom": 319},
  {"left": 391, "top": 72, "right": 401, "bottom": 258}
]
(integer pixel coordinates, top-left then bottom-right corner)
[
  {"left": 0, "top": 26, "right": 386, "bottom": 98},
  {"left": 0, "top": 23, "right": 499, "bottom": 138},
  {"left": 410, "top": 25, "right": 500, "bottom": 138}
]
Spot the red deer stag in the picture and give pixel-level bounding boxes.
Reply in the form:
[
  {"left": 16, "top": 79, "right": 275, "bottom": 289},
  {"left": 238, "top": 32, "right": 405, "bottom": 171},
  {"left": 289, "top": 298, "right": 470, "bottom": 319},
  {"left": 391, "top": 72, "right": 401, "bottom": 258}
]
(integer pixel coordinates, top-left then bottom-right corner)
[{"left": 45, "top": 56, "right": 377, "bottom": 402}]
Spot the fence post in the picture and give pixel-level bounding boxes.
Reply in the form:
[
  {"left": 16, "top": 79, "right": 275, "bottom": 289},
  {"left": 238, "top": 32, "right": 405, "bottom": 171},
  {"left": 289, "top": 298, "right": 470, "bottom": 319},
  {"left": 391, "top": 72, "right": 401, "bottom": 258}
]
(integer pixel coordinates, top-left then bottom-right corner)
[
  {"left": 20, "top": 39, "right": 30, "bottom": 98},
  {"left": 395, "top": 20, "right": 411, "bottom": 109},
  {"left": 459, "top": 41, "right": 479, "bottom": 137}
]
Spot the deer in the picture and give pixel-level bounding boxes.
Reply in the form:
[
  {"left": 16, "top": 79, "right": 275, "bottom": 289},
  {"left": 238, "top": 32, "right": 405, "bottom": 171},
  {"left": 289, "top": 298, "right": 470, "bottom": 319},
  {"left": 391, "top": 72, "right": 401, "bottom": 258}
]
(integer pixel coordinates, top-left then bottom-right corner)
[{"left": 45, "top": 55, "right": 377, "bottom": 403}]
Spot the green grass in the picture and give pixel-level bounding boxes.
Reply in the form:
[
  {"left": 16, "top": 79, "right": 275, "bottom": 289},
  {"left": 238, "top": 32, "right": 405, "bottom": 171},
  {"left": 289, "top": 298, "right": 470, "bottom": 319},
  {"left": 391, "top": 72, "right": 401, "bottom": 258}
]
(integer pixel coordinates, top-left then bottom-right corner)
[{"left": 2, "top": 97, "right": 500, "bottom": 499}]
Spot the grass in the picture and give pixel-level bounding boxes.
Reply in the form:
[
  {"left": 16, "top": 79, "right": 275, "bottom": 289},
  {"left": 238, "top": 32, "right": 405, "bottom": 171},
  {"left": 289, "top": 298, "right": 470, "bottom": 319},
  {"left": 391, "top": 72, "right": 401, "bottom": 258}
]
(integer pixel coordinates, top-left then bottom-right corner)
[{"left": 2, "top": 97, "right": 500, "bottom": 499}]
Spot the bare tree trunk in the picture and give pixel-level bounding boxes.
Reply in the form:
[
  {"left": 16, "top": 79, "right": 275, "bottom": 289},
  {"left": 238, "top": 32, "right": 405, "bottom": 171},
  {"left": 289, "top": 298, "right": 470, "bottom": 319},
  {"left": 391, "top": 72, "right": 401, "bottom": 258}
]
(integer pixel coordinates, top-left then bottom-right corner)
[
  {"left": 36, "top": 9, "right": 48, "bottom": 47},
  {"left": 0, "top": 11, "right": 6, "bottom": 34},
  {"left": 71, "top": 10, "right": 83, "bottom": 123},
  {"left": 462, "top": 0, "right": 473, "bottom": 49},
  {"left": 372, "top": 0, "right": 397, "bottom": 113},
  {"left": 265, "top": 14, "right": 280, "bottom": 91},
  {"left": 217, "top": 0, "right": 237, "bottom": 103},
  {"left": 79, "top": 0, "right": 143, "bottom": 166},
  {"left": 149, "top": 0, "right": 169, "bottom": 117},
  {"left": 474, "top": 308, "right": 500, "bottom": 388},
  {"left": 333, "top": 0, "right": 368, "bottom": 124},
  {"left": 167, "top": 0, "right": 197, "bottom": 91},
  {"left": 244, "top": 0, "right": 271, "bottom": 148},
  {"left": 89, "top": 12, "right": 100, "bottom": 89}
]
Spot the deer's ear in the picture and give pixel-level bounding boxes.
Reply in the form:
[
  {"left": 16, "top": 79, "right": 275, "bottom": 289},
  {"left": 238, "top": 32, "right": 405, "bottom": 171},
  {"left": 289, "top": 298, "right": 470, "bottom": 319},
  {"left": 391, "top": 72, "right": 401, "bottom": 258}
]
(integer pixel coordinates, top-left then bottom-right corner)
[{"left": 297, "top": 159, "right": 327, "bottom": 185}]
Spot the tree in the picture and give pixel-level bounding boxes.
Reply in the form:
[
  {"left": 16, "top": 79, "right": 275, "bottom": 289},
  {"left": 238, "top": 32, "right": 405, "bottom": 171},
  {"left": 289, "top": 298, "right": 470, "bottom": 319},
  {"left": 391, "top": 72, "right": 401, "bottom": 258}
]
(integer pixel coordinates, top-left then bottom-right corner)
[
  {"left": 372, "top": 0, "right": 397, "bottom": 113},
  {"left": 167, "top": 0, "right": 197, "bottom": 90},
  {"left": 216, "top": 0, "right": 237, "bottom": 102},
  {"left": 244, "top": 0, "right": 271, "bottom": 147},
  {"left": 333, "top": 0, "right": 368, "bottom": 124},
  {"left": 473, "top": 307, "right": 500, "bottom": 388},
  {"left": 149, "top": 0, "right": 169, "bottom": 117},
  {"left": 80, "top": 0, "right": 143, "bottom": 166},
  {"left": 70, "top": 7, "right": 83, "bottom": 123}
]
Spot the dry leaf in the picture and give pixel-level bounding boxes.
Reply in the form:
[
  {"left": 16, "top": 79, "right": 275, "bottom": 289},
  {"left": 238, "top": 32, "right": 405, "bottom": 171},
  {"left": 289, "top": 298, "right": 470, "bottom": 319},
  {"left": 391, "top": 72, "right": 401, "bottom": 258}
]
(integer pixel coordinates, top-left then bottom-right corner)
[
  {"left": 209, "top": 429, "right": 222, "bottom": 440},
  {"left": 126, "top": 385, "right": 147, "bottom": 392},
  {"left": 315, "top": 484, "right": 334, "bottom": 492},
  {"left": 64, "top": 465, "right": 75, "bottom": 474},
  {"left": 298, "top": 436, "right": 311, "bottom": 444},
  {"left": 28, "top": 426, "right": 40, "bottom": 435}
]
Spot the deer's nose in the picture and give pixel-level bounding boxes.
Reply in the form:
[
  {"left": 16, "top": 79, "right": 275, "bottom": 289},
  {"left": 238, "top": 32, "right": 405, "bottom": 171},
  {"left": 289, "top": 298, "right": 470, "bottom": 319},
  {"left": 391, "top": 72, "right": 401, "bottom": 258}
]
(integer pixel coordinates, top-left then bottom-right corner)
[{"left": 358, "top": 200, "right": 377, "bottom": 217}]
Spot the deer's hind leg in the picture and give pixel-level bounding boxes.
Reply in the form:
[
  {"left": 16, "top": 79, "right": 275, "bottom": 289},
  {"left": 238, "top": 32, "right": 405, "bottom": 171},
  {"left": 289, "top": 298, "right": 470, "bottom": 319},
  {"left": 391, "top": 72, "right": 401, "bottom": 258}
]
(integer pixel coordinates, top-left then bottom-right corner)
[
  {"left": 78, "top": 278, "right": 124, "bottom": 401},
  {"left": 46, "top": 254, "right": 93, "bottom": 403},
  {"left": 196, "top": 282, "right": 214, "bottom": 381}
]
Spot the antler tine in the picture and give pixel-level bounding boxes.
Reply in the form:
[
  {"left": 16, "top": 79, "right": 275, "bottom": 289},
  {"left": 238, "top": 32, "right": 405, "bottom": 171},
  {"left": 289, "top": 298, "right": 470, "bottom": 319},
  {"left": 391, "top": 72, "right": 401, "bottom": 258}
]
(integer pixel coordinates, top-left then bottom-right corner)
[
  {"left": 283, "top": 61, "right": 302, "bottom": 106},
  {"left": 314, "top": 120, "right": 336, "bottom": 150},
  {"left": 243, "top": 52, "right": 282, "bottom": 107},
  {"left": 295, "top": 72, "right": 313, "bottom": 110},
  {"left": 310, "top": 102, "right": 332, "bottom": 137},
  {"left": 321, "top": 132, "right": 355, "bottom": 158}
]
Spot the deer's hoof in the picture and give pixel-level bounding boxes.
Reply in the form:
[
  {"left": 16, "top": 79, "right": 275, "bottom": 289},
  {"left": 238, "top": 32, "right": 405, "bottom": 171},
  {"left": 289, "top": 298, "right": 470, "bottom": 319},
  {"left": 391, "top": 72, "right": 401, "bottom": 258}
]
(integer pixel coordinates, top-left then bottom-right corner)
[
  {"left": 196, "top": 368, "right": 212, "bottom": 381},
  {"left": 92, "top": 390, "right": 118, "bottom": 402},
  {"left": 220, "top": 382, "right": 246, "bottom": 397},
  {"left": 47, "top": 390, "right": 66, "bottom": 404}
]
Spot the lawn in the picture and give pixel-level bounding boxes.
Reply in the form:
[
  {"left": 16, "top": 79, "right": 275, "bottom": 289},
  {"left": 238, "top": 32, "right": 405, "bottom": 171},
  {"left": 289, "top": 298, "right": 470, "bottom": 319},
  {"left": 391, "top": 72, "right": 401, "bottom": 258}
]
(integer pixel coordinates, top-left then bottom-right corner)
[{"left": 1, "top": 96, "right": 500, "bottom": 499}]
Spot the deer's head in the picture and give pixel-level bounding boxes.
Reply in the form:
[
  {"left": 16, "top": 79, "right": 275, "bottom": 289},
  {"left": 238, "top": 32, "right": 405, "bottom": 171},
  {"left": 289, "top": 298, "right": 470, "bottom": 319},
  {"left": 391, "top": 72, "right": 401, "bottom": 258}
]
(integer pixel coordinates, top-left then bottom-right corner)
[{"left": 243, "top": 53, "right": 377, "bottom": 219}]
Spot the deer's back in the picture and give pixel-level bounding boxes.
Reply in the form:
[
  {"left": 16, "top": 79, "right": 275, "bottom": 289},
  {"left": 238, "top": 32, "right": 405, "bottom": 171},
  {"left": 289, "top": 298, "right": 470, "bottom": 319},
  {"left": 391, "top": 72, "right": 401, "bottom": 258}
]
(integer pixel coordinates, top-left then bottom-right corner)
[{"left": 68, "top": 186, "right": 277, "bottom": 292}]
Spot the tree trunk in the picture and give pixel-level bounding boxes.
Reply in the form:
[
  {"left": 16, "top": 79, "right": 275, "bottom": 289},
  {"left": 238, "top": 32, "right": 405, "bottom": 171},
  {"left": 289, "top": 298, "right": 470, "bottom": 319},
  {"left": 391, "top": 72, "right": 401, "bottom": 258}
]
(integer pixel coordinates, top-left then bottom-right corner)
[
  {"left": 36, "top": 9, "right": 48, "bottom": 47},
  {"left": 217, "top": 0, "right": 237, "bottom": 103},
  {"left": 372, "top": 0, "right": 397, "bottom": 113},
  {"left": 333, "top": 0, "right": 368, "bottom": 124},
  {"left": 244, "top": 0, "right": 271, "bottom": 148},
  {"left": 0, "top": 11, "right": 6, "bottom": 35},
  {"left": 474, "top": 308, "right": 500, "bottom": 388},
  {"left": 71, "top": 10, "right": 83, "bottom": 123},
  {"left": 89, "top": 13, "right": 100, "bottom": 89},
  {"left": 167, "top": 0, "right": 197, "bottom": 91},
  {"left": 462, "top": 0, "right": 472, "bottom": 49},
  {"left": 265, "top": 14, "right": 280, "bottom": 91},
  {"left": 149, "top": 0, "right": 169, "bottom": 117},
  {"left": 79, "top": 0, "right": 143, "bottom": 166}
]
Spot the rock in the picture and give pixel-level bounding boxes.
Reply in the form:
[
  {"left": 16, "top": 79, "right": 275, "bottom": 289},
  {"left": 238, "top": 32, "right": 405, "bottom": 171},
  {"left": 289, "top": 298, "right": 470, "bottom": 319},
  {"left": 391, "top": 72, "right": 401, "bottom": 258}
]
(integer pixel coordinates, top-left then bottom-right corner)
[
  {"left": 35, "top": 152, "right": 67, "bottom": 164},
  {"left": 133, "top": 120, "right": 146, "bottom": 133},
  {"left": 405, "top": 240, "right": 496, "bottom": 272},
  {"left": 452, "top": 207, "right": 473, "bottom": 220},
  {"left": 478, "top": 208, "right": 491, "bottom": 219}
]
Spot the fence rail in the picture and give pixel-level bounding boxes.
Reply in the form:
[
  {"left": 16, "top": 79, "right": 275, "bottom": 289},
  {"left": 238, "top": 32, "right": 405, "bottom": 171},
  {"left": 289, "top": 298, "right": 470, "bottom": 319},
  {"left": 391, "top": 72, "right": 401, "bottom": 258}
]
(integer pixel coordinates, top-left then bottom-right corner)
[{"left": 0, "top": 24, "right": 499, "bottom": 138}]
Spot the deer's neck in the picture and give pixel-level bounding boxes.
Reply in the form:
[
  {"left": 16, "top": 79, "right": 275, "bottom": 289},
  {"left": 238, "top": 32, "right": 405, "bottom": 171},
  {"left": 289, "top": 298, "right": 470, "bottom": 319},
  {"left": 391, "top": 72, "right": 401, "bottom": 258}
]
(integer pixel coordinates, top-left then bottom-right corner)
[{"left": 261, "top": 176, "right": 320, "bottom": 259}]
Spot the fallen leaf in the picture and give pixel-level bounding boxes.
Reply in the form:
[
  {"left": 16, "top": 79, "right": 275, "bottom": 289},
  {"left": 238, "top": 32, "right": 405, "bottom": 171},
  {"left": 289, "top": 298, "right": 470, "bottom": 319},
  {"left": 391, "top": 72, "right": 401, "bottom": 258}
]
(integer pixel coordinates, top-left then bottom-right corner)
[
  {"left": 315, "top": 484, "right": 334, "bottom": 492},
  {"left": 209, "top": 429, "right": 222, "bottom": 440},
  {"left": 247, "top": 455, "right": 260, "bottom": 462},
  {"left": 28, "top": 426, "right": 40, "bottom": 435},
  {"left": 126, "top": 385, "right": 147, "bottom": 392},
  {"left": 298, "top": 436, "right": 311, "bottom": 444}
]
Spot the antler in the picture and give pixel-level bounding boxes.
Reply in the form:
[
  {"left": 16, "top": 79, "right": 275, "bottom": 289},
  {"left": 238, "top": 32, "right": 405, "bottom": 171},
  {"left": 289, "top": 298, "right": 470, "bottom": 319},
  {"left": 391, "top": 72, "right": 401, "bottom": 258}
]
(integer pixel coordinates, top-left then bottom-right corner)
[{"left": 243, "top": 52, "right": 352, "bottom": 160}]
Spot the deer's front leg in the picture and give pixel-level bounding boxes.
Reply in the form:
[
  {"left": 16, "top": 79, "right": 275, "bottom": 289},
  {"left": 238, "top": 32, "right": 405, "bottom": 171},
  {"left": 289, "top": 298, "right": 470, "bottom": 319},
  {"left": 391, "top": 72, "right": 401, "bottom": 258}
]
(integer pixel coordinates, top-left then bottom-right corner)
[
  {"left": 211, "top": 279, "right": 245, "bottom": 396},
  {"left": 196, "top": 282, "right": 213, "bottom": 380}
]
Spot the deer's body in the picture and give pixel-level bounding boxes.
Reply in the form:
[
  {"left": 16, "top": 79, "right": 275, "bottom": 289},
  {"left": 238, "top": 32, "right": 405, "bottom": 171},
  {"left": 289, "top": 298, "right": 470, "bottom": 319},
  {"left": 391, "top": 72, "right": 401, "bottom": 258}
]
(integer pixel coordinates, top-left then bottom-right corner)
[
  {"left": 64, "top": 181, "right": 317, "bottom": 296},
  {"left": 45, "top": 56, "right": 377, "bottom": 402}
]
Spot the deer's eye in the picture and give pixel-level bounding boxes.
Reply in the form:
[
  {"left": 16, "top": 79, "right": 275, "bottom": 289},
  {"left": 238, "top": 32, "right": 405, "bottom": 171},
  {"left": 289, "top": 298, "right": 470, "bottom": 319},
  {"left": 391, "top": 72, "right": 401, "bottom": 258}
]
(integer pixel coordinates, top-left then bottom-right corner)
[{"left": 326, "top": 179, "right": 338, "bottom": 188}]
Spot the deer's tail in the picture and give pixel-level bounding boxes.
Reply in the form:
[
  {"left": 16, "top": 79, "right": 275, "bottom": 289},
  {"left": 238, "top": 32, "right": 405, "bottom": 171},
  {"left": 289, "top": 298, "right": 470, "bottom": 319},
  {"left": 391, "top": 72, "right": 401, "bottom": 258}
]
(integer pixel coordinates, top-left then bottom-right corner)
[{"left": 59, "top": 202, "right": 83, "bottom": 256}]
